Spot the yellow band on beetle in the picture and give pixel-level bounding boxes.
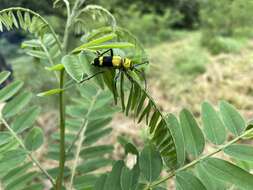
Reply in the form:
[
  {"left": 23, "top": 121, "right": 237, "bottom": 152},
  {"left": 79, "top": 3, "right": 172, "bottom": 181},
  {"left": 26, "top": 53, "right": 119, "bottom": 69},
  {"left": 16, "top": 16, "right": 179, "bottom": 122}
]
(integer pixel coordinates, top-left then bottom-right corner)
[
  {"left": 99, "top": 57, "right": 103, "bottom": 66},
  {"left": 123, "top": 58, "right": 131, "bottom": 69},
  {"left": 112, "top": 56, "right": 122, "bottom": 67}
]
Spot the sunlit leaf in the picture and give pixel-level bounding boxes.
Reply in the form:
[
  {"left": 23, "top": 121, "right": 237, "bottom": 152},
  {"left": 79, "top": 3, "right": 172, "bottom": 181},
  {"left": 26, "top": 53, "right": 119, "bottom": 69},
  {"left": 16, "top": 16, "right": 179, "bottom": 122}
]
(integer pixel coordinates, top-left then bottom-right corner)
[
  {"left": 201, "top": 157, "right": 253, "bottom": 190},
  {"left": 120, "top": 165, "right": 139, "bottom": 190},
  {"left": 179, "top": 109, "right": 205, "bottom": 157},
  {"left": 104, "top": 161, "right": 124, "bottom": 190},
  {"left": 139, "top": 144, "right": 162, "bottom": 182},
  {"left": 166, "top": 114, "right": 185, "bottom": 168},
  {"left": 219, "top": 101, "right": 246, "bottom": 136},
  {"left": 72, "top": 33, "right": 117, "bottom": 53},
  {"left": 37, "top": 88, "right": 63, "bottom": 97},
  {"left": 224, "top": 144, "right": 253, "bottom": 162},
  {"left": 45, "top": 64, "right": 64, "bottom": 71},
  {"left": 176, "top": 171, "right": 207, "bottom": 190},
  {"left": 62, "top": 55, "right": 84, "bottom": 82},
  {"left": 202, "top": 102, "right": 226, "bottom": 145},
  {"left": 87, "top": 42, "right": 135, "bottom": 51}
]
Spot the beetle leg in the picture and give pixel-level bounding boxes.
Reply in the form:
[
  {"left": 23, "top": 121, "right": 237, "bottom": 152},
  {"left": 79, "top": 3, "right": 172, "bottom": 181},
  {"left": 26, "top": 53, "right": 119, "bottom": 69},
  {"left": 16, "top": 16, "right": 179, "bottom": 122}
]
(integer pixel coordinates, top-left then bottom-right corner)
[{"left": 79, "top": 71, "right": 105, "bottom": 84}]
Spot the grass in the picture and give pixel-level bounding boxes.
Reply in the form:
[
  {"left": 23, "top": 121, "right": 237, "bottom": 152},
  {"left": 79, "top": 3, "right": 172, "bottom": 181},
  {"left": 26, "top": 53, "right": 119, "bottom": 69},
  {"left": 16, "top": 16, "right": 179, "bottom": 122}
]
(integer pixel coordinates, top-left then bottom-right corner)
[
  {"left": 147, "top": 31, "right": 253, "bottom": 118},
  {"left": 148, "top": 32, "right": 210, "bottom": 91}
]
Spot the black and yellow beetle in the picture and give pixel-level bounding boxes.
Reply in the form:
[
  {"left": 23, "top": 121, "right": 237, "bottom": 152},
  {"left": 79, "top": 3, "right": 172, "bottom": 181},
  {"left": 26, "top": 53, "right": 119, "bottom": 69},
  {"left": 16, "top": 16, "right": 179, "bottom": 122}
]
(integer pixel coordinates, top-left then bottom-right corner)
[
  {"left": 93, "top": 49, "right": 134, "bottom": 70},
  {"left": 80, "top": 48, "right": 148, "bottom": 88}
]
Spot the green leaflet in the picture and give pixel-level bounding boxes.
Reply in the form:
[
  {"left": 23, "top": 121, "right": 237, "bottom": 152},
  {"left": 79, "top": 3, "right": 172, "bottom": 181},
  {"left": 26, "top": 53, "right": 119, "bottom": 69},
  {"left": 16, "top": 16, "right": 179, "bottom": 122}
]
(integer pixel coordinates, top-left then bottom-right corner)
[
  {"left": 26, "top": 50, "right": 47, "bottom": 59},
  {"left": 0, "top": 81, "right": 24, "bottom": 102},
  {"left": 5, "top": 171, "right": 38, "bottom": 190},
  {"left": 45, "top": 64, "right": 64, "bottom": 71},
  {"left": 202, "top": 102, "right": 226, "bottom": 145},
  {"left": 139, "top": 144, "right": 163, "bottom": 182},
  {"left": 94, "top": 174, "right": 107, "bottom": 190},
  {"left": 201, "top": 157, "right": 253, "bottom": 190},
  {"left": 25, "top": 127, "right": 44, "bottom": 151},
  {"left": 125, "top": 83, "right": 134, "bottom": 116},
  {"left": 179, "top": 109, "right": 205, "bottom": 157},
  {"left": 120, "top": 72, "right": 125, "bottom": 111},
  {"left": 224, "top": 144, "right": 253, "bottom": 162},
  {"left": 73, "top": 174, "right": 98, "bottom": 190},
  {"left": 47, "top": 166, "right": 71, "bottom": 179},
  {"left": 2, "top": 162, "right": 33, "bottom": 185},
  {"left": 149, "top": 111, "right": 160, "bottom": 134},
  {"left": 195, "top": 163, "right": 227, "bottom": 190},
  {"left": 3, "top": 91, "right": 33, "bottom": 118},
  {"left": 87, "top": 42, "right": 135, "bottom": 51},
  {"left": 104, "top": 161, "right": 124, "bottom": 190},
  {"left": 0, "top": 8, "right": 60, "bottom": 50},
  {"left": 176, "top": 171, "right": 207, "bottom": 190},
  {"left": 76, "top": 158, "right": 112, "bottom": 174},
  {"left": 0, "top": 71, "right": 10, "bottom": 85},
  {"left": 120, "top": 165, "right": 139, "bottom": 190},
  {"left": 0, "top": 149, "right": 27, "bottom": 173},
  {"left": 37, "top": 88, "right": 63, "bottom": 97},
  {"left": 80, "top": 145, "right": 114, "bottom": 159},
  {"left": 62, "top": 55, "right": 84, "bottom": 82},
  {"left": 72, "top": 33, "right": 117, "bottom": 53},
  {"left": 11, "top": 106, "right": 41, "bottom": 133},
  {"left": 219, "top": 101, "right": 246, "bottom": 136},
  {"left": 0, "top": 132, "right": 12, "bottom": 146},
  {"left": 21, "top": 39, "right": 41, "bottom": 48},
  {"left": 166, "top": 114, "right": 185, "bottom": 168}
]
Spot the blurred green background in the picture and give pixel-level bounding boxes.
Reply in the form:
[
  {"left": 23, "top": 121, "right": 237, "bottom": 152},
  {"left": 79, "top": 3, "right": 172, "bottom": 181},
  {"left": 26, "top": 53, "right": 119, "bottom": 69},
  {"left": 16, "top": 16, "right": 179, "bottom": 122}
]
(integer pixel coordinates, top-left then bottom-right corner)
[{"left": 1, "top": 0, "right": 253, "bottom": 114}]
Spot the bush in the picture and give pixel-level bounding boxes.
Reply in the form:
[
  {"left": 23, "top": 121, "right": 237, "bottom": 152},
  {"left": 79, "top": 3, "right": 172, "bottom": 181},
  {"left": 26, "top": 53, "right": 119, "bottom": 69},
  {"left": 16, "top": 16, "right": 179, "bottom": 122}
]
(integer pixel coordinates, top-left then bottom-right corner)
[
  {"left": 2, "top": 2, "right": 253, "bottom": 190},
  {"left": 115, "top": 5, "right": 182, "bottom": 45},
  {"left": 174, "top": 36, "right": 209, "bottom": 76},
  {"left": 200, "top": 0, "right": 253, "bottom": 53},
  {"left": 202, "top": 35, "right": 245, "bottom": 55}
]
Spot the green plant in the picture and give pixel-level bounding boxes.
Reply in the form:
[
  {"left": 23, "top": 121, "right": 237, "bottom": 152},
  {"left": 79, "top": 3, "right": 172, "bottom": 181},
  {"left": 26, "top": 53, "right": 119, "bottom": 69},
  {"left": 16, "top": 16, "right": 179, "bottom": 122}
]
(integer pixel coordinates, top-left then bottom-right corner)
[
  {"left": 200, "top": 0, "right": 253, "bottom": 54},
  {"left": 173, "top": 37, "right": 209, "bottom": 76},
  {"left": 0, "top": 1, "right": 133, "bottom": 189},
  {"left": 1, "top": 1, "right": 253, "bottom": 190}
]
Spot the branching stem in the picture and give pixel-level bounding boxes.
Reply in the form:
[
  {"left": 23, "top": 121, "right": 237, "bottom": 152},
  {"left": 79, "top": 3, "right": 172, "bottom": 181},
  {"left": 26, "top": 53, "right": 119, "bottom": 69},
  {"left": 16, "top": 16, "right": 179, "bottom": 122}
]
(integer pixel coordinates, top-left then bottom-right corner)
[
  {"left": 0, "top": 7, "right": 62, "bottom": 51},
  {"left": 1, "top": 118, "right": 55, "bottom": 186},
  {"left": 63, "top": 0, "right": 82, "bottom": 53},
  {"left": 149, "top": 128, "right": 253, "bottom": 188},
  {"left": 69, "top": 91, "right": 100, "bottom": 189},
  {"left": 56, "top": 0, "right": 83, "bottom": 188}
]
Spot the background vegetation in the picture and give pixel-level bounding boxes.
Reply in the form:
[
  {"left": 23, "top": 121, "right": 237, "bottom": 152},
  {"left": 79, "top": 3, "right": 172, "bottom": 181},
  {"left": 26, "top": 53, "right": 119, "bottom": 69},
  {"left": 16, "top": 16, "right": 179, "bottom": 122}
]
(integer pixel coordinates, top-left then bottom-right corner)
[{"left": 1, "top": 0, "right": 253, "bottom": 189}]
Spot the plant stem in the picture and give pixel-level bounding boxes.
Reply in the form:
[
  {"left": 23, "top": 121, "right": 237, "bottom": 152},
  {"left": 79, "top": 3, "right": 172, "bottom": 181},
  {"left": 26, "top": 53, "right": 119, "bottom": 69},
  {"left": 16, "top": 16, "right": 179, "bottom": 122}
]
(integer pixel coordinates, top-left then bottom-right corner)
[
  {"left": 39, "top": 39, "right": 59, "bottom": 82},
  {"left": 1, "top": 118, "right": 55, "bottom": 186},
  {"left": 69, "top": 91, "right": 100, "bottom": 189},
  {"left": 63, "top": 0, "right": 81, "bottom": 53},
  {"left": 55, "top": 70, "right": 66, "bottom": 190},
  {"left": 150, "top": 128, "right": 253, "bottom": 188},
  {"left": 55, "top": 0, "right": 82, "bottom": 188}
]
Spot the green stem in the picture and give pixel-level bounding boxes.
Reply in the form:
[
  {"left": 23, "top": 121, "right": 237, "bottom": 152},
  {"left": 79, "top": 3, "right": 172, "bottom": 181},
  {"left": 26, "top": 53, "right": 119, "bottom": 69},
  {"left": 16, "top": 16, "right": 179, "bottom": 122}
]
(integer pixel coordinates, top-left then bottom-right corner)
[
  {"left": 55, "top": 70, "right": 66, "bottom": 190},
  {"left": 69, "top": 91, "right": 100, "bottom": 189},
  {"left": 150, "top": 128, "right": 253, "bottom": 188},
  {"left": 54, "top": 0, "right": 82, "bottom": 188},
  {"left": 39, "top": 39, "right": 59, "bottom": 82},
  {"left": 62, "top": 0, "right": 81, "bottom": 53}
]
